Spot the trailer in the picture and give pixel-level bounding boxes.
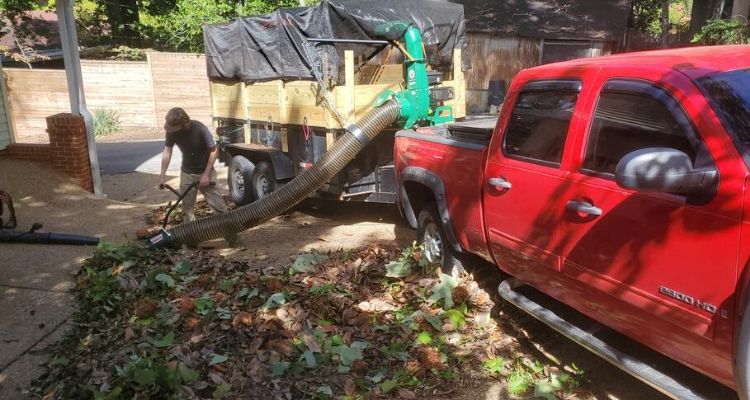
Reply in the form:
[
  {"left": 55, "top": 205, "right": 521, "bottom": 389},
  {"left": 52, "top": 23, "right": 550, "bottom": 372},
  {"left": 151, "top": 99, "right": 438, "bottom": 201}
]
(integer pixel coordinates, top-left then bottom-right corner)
[{"left": 204, "top": 0, "right": 467, "bottom": 206}]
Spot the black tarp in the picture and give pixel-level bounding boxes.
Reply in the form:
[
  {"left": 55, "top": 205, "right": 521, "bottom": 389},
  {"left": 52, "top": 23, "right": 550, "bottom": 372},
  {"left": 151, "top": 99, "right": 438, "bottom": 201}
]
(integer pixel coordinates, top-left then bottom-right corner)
[{"left": 203, "top": 0, "right": 466, "bottom": 83}]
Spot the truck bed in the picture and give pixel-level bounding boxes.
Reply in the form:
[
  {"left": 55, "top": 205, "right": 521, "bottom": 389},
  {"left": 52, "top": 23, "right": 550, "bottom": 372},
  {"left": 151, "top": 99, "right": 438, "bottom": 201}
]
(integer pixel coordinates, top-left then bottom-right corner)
[{"left": 394, "top": 116, "right": 496, "bottom": 259}]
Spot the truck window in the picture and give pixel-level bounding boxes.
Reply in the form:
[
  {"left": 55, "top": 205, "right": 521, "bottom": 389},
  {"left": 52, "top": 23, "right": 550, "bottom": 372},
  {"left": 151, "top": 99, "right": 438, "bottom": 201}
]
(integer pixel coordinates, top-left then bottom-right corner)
[
  {"left": 582, "top": 82, "right": 698, "bottom": 176},
  {"left": 697, "top": 69, "right": 750, "bottom": 167},
  {"left": 503, "top": 84, "right": 580, "bottom": 166}
]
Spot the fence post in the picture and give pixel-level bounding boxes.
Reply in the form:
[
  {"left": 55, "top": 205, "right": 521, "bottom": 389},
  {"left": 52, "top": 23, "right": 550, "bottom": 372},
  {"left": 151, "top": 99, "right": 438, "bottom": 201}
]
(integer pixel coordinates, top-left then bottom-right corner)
[{"left": 146, "top": 53, "right": 159, "bottom": 127}]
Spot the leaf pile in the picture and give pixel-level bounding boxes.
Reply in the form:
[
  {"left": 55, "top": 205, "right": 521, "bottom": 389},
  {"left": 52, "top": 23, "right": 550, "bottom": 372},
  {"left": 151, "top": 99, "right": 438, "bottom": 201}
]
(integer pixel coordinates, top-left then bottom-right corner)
[
  {"left": 32, "top": 242, "right": 586, "bottom": 399},
  {"left": 137, "top": 197, "right": 236, "bottom": 239}
]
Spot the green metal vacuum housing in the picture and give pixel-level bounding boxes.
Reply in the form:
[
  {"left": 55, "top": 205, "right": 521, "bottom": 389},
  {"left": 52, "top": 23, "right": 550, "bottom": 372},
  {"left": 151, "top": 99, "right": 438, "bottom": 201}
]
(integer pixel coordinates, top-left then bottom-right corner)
[{"left": 372, "top": 22, "right": 454, "bottom": 128}]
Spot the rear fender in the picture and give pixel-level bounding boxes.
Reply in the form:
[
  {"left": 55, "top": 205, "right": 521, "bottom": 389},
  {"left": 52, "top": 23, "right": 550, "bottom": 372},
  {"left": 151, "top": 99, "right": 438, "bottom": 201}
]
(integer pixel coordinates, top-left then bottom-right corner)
[{"left": 399, "top": 166, "right": 461, "bottom": 253}]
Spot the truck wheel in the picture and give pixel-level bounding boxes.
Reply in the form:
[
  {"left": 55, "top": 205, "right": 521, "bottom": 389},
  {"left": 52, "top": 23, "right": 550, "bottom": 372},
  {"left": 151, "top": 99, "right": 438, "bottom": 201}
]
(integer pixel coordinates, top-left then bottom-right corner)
[
  {"left": 249, "top": 161, "right": 277, "bottom": 202},
  {"left": 417, "top": 203, "right": 465, "bottom": 277},
  {"left": 229, "top": 155, "right": 255, "bottom": 206}
]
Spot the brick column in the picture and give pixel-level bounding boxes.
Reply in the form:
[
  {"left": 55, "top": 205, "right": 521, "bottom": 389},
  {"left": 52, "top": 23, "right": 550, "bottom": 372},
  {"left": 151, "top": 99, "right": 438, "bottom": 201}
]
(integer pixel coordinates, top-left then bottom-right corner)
[{"left": 46, "top": 113, "right": 94, "bottom": 192}]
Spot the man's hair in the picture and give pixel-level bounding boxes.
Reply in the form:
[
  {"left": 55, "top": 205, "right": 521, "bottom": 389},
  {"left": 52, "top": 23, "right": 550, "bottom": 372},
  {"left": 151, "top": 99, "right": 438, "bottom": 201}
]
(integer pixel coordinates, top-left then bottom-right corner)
[
  {"left": 166, "top": 107, "right": 190, "bottom": 125},
  {"left": 165, "top": 107, "right": 190, "bottom": 133}
]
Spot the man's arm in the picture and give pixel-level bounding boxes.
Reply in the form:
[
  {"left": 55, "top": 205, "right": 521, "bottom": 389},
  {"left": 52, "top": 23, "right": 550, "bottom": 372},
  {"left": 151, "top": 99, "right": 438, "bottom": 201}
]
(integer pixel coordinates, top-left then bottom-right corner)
[
  {"left": 160, "top": 146, "right": 173, "bottom": 186},
  {"left": 199, "top": 146, "right": 219, "bottom": 189}
]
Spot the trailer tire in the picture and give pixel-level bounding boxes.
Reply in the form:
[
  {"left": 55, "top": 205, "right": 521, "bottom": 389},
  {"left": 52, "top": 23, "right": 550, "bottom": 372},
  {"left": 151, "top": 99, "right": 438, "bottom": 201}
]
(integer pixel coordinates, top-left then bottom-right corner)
[
  {"left": 229, "top": 155, "right": 256, "bottom": 206},
  {"left": 249, "top": 161, "right": 277, "bottom": 202},
  {"left": 417, "top": 203, "right": 465, "bottom": 277}
]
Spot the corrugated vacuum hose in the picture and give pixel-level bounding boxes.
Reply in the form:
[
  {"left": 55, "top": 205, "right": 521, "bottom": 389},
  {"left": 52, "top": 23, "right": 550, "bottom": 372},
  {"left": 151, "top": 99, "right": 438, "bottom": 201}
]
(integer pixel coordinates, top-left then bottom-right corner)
[{"left": 148, "top": 100, "right": 401, "bottom": 248}]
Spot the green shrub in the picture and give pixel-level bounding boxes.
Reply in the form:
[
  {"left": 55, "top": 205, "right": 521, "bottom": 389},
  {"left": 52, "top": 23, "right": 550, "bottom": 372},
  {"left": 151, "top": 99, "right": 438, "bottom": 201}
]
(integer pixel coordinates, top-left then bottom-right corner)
[
  {"left": 92, "top": 108, "right": 121, "bottom": 137},
  {"left": 110, "top": 46, "right": 149, "bottom": 61},
  {"left": 692, "top": 18, "right": 750, "bottom": 45}
]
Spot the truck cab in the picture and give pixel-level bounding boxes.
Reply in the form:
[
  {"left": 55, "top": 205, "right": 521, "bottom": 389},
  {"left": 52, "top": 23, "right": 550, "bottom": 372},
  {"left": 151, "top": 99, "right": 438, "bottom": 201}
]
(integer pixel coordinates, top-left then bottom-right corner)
[{"left": 395, "top": 45, "right": 750, "bottom": 398}]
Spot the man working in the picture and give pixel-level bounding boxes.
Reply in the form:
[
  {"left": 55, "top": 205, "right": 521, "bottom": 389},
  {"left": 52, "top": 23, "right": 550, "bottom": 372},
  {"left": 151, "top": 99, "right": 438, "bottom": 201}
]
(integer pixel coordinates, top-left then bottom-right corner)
[{"left": 159, "top": 107, "right": 237, "bottom": 245}]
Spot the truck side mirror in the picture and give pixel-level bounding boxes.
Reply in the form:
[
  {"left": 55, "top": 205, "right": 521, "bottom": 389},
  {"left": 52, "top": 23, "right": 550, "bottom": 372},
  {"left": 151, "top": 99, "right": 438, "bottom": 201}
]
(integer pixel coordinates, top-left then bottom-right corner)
[{"left": 615, "top": 147, "right": 718, "bottom": 196}]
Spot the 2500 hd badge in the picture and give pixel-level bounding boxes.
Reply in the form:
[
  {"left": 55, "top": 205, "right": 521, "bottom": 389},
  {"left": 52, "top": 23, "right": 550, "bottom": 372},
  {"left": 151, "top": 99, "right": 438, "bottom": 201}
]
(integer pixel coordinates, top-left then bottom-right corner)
[{"left": 658, "top": 286, "right": 724, "bottom": 316}]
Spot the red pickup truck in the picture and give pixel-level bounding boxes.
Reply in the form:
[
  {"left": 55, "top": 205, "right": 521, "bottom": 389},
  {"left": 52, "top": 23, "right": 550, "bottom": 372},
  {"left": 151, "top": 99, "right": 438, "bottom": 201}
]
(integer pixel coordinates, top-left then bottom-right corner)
[{"left": 394, "top": 45, "right": 750, "bottom": 399}]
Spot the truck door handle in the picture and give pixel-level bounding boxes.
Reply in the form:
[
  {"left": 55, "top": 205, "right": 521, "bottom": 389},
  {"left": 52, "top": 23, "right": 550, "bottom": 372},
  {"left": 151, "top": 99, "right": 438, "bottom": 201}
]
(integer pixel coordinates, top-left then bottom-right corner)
[
  {"left": 566, "top": 200, "right": 602, "bottom": 217},
  {"left": 488, "top": 177, "right": 512, "bottom": 190}
]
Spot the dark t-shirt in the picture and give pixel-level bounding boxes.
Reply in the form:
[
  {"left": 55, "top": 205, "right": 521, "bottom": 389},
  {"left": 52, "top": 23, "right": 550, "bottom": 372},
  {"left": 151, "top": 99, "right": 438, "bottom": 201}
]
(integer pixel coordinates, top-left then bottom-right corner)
[{"left": 165, "top": 121, "right": 216, "bottom": 174}]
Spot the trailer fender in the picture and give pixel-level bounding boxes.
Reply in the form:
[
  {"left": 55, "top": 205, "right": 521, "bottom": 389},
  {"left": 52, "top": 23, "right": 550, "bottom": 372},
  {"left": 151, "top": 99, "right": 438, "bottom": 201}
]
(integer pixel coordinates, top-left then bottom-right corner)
[{"left": 225, "top": 144, "right": 295, "bottom": 181}]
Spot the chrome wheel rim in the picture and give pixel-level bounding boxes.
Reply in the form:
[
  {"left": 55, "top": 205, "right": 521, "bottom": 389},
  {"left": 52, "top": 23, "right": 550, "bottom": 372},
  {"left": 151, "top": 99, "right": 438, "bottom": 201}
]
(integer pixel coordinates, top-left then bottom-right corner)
[
  {"left": 257, "top": 175, "right": 271, "bottom": 196},
  {"left": 233, "top": 169, "right": 245, "bottom": 194},
  {"left": 423, "top": 222, "right": 443, "bottom": 264}
]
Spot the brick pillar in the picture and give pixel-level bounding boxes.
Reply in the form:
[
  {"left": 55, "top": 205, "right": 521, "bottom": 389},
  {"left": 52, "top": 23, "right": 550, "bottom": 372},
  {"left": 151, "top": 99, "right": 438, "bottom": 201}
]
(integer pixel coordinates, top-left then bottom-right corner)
[{"left": 46, "top": 113, "right": 94, "bottom": 192}]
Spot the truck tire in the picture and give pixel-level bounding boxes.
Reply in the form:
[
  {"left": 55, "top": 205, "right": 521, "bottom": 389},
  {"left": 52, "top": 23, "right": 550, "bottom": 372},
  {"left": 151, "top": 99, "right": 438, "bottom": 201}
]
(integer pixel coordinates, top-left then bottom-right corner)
[
  {"left": 417, "top": 203, "right": 465, "bottom": 277},
  {"left": 249, "top": 161, "right": 277, "bottom": 202},
  {"left": 229, "top": 155, "right": 255, "bottom": 206}
]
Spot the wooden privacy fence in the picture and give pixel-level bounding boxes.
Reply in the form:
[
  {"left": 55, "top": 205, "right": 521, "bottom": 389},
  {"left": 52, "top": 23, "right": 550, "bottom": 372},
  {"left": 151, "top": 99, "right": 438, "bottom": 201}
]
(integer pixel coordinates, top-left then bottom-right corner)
[{"left": 4, "top": 53, "right": 212, "bottom": 141}]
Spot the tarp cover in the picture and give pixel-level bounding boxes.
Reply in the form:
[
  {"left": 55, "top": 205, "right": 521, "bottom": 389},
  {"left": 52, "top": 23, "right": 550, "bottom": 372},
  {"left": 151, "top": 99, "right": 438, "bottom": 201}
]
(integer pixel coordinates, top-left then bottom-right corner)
[{"left": 203, "top": 0, "right": 466, "bottom": 83}]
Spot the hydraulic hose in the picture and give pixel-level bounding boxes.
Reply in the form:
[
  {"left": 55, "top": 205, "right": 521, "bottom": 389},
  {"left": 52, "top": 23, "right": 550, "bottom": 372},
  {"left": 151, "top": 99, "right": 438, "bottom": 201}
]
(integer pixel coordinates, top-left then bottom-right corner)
[{"left": 148, "top": 100, "right": 401, "bottom": 248}]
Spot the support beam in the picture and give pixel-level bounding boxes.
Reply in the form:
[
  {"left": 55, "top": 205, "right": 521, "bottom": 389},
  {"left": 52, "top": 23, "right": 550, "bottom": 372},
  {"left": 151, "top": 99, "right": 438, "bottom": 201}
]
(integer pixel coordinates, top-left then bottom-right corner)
[{"left": 56, "top": 0, "right": 103, "bottom": 197}]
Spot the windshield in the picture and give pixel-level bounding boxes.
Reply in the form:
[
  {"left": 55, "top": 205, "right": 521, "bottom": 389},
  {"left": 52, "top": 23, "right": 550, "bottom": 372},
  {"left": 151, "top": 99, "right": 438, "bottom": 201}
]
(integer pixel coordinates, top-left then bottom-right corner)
[{"left": 697, "top": 69, "right": 750, "bottom": 157}]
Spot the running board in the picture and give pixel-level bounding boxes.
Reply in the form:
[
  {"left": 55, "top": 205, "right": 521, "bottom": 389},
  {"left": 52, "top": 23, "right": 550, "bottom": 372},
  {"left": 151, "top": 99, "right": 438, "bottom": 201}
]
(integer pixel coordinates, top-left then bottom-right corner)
[{"left": 497, "top": 279, "right": 707, "bottom": 400}]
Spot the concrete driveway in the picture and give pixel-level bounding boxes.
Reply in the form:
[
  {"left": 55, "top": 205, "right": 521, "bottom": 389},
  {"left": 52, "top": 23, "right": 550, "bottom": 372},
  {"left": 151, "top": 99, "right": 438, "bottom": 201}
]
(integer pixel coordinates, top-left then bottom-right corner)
[{"left": 0, "top": 159, "right": 146, "bottom": 398}]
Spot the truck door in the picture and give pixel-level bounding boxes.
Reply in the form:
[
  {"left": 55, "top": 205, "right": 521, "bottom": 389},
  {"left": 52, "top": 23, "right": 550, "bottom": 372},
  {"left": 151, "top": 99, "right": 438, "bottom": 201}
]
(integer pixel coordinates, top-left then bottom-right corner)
[
  {"left": 483, "top": 80, "right": 585, "bottom": 278},
  {"left": 559, "top": 73, "right": 744, "bottom": 379}
]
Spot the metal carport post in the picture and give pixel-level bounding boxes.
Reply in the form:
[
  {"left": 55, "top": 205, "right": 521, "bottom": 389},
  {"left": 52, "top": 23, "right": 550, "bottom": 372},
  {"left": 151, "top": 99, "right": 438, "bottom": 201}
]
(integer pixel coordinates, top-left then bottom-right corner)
[{"left": 55, "top": 0, "right": 103, "bottom": 197}]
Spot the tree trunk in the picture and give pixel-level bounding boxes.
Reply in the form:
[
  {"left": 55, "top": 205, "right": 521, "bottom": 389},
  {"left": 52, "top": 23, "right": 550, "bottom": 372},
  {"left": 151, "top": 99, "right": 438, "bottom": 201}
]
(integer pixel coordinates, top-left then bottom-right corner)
[
  {"left": 732, "top": 0, "right": 750, "bottom": 20},
  {"left": 662, "top": 0, "right": 670, "bottom": 48},
  {"left": 689, "top": 0, "right": 711, "bottom": 37}
]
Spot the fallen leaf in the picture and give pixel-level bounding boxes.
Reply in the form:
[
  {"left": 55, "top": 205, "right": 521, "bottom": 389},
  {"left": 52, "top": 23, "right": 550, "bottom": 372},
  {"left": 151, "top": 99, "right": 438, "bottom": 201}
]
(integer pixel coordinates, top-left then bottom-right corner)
[
  {"left": 124, "top": 327, "right": 135, "bottom": 340},
  {"left": 428, "top": 273, "right": 458, "bottom": 309},
  {"left": 231, "top": 311, "right": 253, "bottom": 329},
  {"left": 133, "top": 298, "right": 158, "bottom": 318},
  {"left": 380, "top": 379, "right": 398, "bottom": 394},
  {"left": 290, "top": 251, "right": 329, "bottom": 274},
  {"left": 385, "top": 260, "right": 411, "bottom": 278},
  {"left": 212, "top": 383, "right": 231, "bottom": 399},
  {"left": 260, "top": 292, "right": 287, "bottom": 311},
  {"left": 302, "top": 333, "right": 321, "bottom": 353},
  {"left": 271, "top": 361, "right": 289, "bottom": 377},
  {"left": 209, "top": 354, "right": 228, "bottom": 365},
  {"left": 172, "top": 260, "right": 192, "bottom": 274},
  {"left": 155, "top": 273, "right": 176, "bottom": 288},
  {"left": 357, "top": 298, "right": 395, "bottom": 312},
  {"left": 268, "top": 339, "right": 294, "bottom": 356},
  {"left": 151, "top": 331, "right": 175, "bottom": 348},
  {"left": 398, "top": 388, "right": 417, "bottom": 399},
  {"left": 189, "top": 334, "right": 203, "bottom": 344},
  {"left": 344, "top": 378, "right": 356, "bottom": 396},
  {"left": 178, "top": 362, "right": 200, "bottom": 383}
]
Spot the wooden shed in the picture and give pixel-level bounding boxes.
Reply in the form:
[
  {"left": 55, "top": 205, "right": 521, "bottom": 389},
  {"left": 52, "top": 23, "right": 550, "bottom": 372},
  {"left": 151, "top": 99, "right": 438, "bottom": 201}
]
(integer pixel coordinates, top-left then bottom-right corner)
[
  {"left": 0, "top": 64, "right": 14, "bottom": 150},
  {"left": 452, "top": 0, "right": 632, "bottom": 113}
]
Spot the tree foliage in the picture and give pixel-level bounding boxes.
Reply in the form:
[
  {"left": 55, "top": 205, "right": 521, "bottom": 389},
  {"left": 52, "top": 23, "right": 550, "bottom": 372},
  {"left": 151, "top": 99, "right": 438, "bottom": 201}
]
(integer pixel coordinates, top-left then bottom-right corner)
[
  {"left": 1, "top": 0, "right": 314, "bottom": 54},
  {"left": 630, "top": 0, "right": 693, "bottom": 37},
  {"left": 692, "top": 18, "right": 750, "bottom": 44}
]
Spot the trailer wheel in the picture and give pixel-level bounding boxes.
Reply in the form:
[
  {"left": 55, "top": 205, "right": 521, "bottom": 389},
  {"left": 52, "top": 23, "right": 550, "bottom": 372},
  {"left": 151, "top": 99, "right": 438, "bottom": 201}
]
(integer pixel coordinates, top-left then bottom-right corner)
[
  {"left": 249, "top": 161, "right": 277, "bottom": 202},
  {"left": 229, "top": 155, "right": 255, "bottom": 206},
  {"left": 417, "top": 203, "right": 465, "bottom": 277}
]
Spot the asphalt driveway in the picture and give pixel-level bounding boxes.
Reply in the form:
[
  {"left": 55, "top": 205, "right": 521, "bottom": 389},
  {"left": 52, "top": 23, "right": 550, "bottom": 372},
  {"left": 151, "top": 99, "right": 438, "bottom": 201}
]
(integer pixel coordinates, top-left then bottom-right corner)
[{"left": 96, "top": 139, "right": 182, "bottom": 175}]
